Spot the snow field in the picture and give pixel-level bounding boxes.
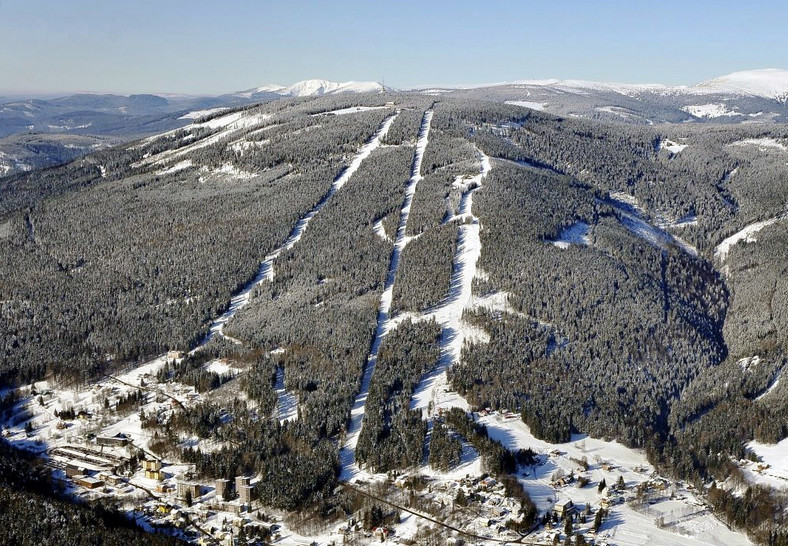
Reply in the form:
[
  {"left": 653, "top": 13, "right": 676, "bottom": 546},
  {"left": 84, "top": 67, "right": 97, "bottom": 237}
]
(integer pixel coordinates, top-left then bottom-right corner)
[
  {"left": 549, "top": 221, "right": 591, "bottom": 249},
  {"left": 682, "top": 103, "right": 741, "bottom": 118},
  {"left": 660, "top": 139, "right": 688, "bottom": 154},
  {"left": 504, "top": 100, "right": 547, "bottom": 111},
  {"left": 728, "top": 137, "right": 788, "bottom": 152}
]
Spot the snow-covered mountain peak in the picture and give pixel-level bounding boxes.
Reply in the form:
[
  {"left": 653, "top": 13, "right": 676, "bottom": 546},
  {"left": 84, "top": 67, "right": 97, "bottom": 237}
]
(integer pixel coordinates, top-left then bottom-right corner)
[
  {"left": 284, "top": 79, "right": 386, "bottom": 96},
  {"left": 253, "top": 84, "right": 286, "bottom": 94},
  {"left": 237, "top": 79, "right": 386, "bottom": 99},
  {"left": 694, "top": 69, "right": 788, "bottom": 101}
]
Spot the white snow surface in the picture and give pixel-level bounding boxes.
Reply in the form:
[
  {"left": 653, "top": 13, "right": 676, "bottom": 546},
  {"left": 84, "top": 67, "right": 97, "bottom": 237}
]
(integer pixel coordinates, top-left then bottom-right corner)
[
  {"left": 312, "top": 105, "right": 389, "bottom": 116},
  {"left": 550, "top": 221, "right": 591, "bottom": 249},
  {"left": 177, "top": 107, "right": 228, "bottom": 120},
  {"left": 714, "top": 215, "right": 785, "bottom": 262},
  {"left": 694, "top": 69, "right": 788, "bottom": 101},
  {"left": 372, "top": 218, "right": 391, "bottom": 242},
  {"left": 196, "top": 112, "right": 398, "bottom": 348},
  {"left": 729, "top": 137, "right": 788, "bottom": 152},
  {"left": 156, "top": 160, "right": 193, "bottom": 176},
  {"left": 340, "top": 109, "right": 433, "bottom": 482},
  {"left": 237, "top": 79, "right": 385, "bottom": 98},
  {"left": 274, "top": 367, "right": 298, "bottom": 424},
  {"left": 660, "top": 139, "right": 688, "bottom": 154},
  {"left": 211, "top": 163, "right": 256, "bottom": 180},
  {"left": 505, "top": 100, "right": 547, "bottom": 111},
  {"left": 747, "top": 438, "right": 788, "bottom": 490},
  {"left": 756, "top": 365, "right": 784, "bottom": 402},
  {"left": 682, "top": 103, "right": 741, "bottom": 118}
]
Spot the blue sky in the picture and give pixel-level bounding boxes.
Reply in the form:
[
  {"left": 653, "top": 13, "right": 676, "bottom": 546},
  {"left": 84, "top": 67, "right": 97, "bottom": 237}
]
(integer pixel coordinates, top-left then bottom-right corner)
[{"left": 1, "top": 0, "right": 786, "bottom": 95}]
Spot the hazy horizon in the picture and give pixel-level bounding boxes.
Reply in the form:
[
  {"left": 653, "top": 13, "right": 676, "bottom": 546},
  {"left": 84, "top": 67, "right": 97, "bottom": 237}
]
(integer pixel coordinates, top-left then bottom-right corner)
[{"left": 2, "top": 0, "right": 787, "bottom": 96}]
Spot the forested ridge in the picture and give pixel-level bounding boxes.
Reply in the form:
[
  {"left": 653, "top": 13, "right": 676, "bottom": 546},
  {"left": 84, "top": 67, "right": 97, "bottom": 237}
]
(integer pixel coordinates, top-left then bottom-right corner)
[{"left": 2, "top": 91, "right": 788, "bottom": 543}]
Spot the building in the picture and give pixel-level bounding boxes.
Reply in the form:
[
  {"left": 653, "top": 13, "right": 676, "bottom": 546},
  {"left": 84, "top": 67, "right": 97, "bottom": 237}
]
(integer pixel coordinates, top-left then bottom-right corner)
[
  {"left": 238, "top": 484, "right": 254, "bottom": 504},
  {"left": 235, "top": 475, "right": 250, "bottom": 492},
  {"left": 65, "top": 464, "right": 86, "bottom": 478},
  {"left": 98, "top": 472, "right": 125, "bottom": 486},
  {"left": 143, "top": 459, "right": 165, "bottom": 481},
  {"left": 215, "top": 478, "right": 231, "bottom": 499},
  {"left": 96, "top": 433, "right": 129, "bottom": 447},
  {"left": 73, "top": 475, "right": 104, "bottom": 489},
  {"left": 552, "top": 498, "right": 576, "bottom": 519},
  {"left": 177, "top": 482, "right": 201, "bottom": 500}
]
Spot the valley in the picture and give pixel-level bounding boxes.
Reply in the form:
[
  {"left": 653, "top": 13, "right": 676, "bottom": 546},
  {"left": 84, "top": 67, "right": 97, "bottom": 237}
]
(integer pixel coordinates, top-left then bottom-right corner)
[{"left": 1, "top": 75, "right": 788, "bottom": 545}]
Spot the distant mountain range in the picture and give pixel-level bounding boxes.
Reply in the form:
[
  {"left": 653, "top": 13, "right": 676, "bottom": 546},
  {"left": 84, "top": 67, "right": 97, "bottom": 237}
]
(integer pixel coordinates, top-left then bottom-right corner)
[
  {"left": 233, "top": 79, "right": 388, "bottom": 100},
  {"left": 1, "top": 70, "right": 786, "bottom": 177}
]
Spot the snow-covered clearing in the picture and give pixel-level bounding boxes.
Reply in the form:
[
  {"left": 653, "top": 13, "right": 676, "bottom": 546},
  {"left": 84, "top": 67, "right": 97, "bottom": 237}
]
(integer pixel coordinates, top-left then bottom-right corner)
[
  {"left": 671, "top": 213, "right": 698, "bottom": 228},
  {"left": 618, "top": 212, "right": 698, "bottom": 256},
  {"left": 714, "top": 214, "right": 785, "bottom": 262},
  {"left": 177, "top": 107, "right": 228, "bottom": 120},
  {"left": 656, "top": 212, "right": 698, "bottom": 231},
  {"left": 745, "top": 438, "right": 788, "bottom": 490},
  {"left": 274, "top": 367, "right": 298, "bottom": 424},
  {"left": 682, "top": 103, "right": 741, "bottom": 118},
  {"left": 371, "top": 218, "right": 391, "bottom": 242},
  {"left": 198, "top": 112, "right": 399, "bottom": 347},
  {"left": 311, "top": 105, "right": 389, "bottom": 116},
  {"left": 204, "top": 359, "right": 240, "bottom": 377},
  {"left": 729, "top": 137, "right": 788, "bottom": 152},
  {"left": 609, "top": 191, "right": 645, "bottom": 215},
  {"left": 469, "top": 290, "right": 525, "bottom": 320},
  {"left": 504, "top": 100, "right": 547, "bottom": 111},
  {"left": 595, "top": 106, "right": 652, "bottom": 124},
  {"left": 209, "top": 163, "right": 257, "bottom": 180},
  {"left": 549, "top": 221, "right": 591, "bottom": 249},
  {"left": 156, "top": 159, "right": 193, "bottom": 176},
  {"left": 339, "top": 109, "right": 433, "bottom": 482},
  {"left": 660, "top": 139, "right": 688, "bottom": 154},
  {"left": 229, "top": 138, "right": 269, "bottom": 154}
]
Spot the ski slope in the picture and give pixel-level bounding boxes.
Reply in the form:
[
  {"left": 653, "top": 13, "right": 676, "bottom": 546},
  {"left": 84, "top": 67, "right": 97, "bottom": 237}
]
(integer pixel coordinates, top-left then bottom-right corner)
[
  {"left": 339, "top": 108, "right": 433, "bottom": 482},
  {"left": 409, "top": 151, "right": 492, "bottom": 415},
  {"left": 196, "top": 112, "right": 399, "bottom": 348}
]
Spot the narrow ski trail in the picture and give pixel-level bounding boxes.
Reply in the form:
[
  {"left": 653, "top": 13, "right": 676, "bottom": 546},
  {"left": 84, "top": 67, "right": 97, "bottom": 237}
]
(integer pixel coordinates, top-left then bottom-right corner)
[
  {"left": 194, "top": 113, "right": 399, "bottom": 350},
  {"left": 339, "top": 109, "right": 434, "bottom": 482},
  {"left": 410, "top": 151, "right": 492, "bottom": 416}
]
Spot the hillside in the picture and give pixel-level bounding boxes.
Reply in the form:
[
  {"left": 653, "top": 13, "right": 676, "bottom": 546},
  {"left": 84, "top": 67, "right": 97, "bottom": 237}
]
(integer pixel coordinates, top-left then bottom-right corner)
[{"left": 1, "top": 90, "right": 788, "bottom": 544}]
